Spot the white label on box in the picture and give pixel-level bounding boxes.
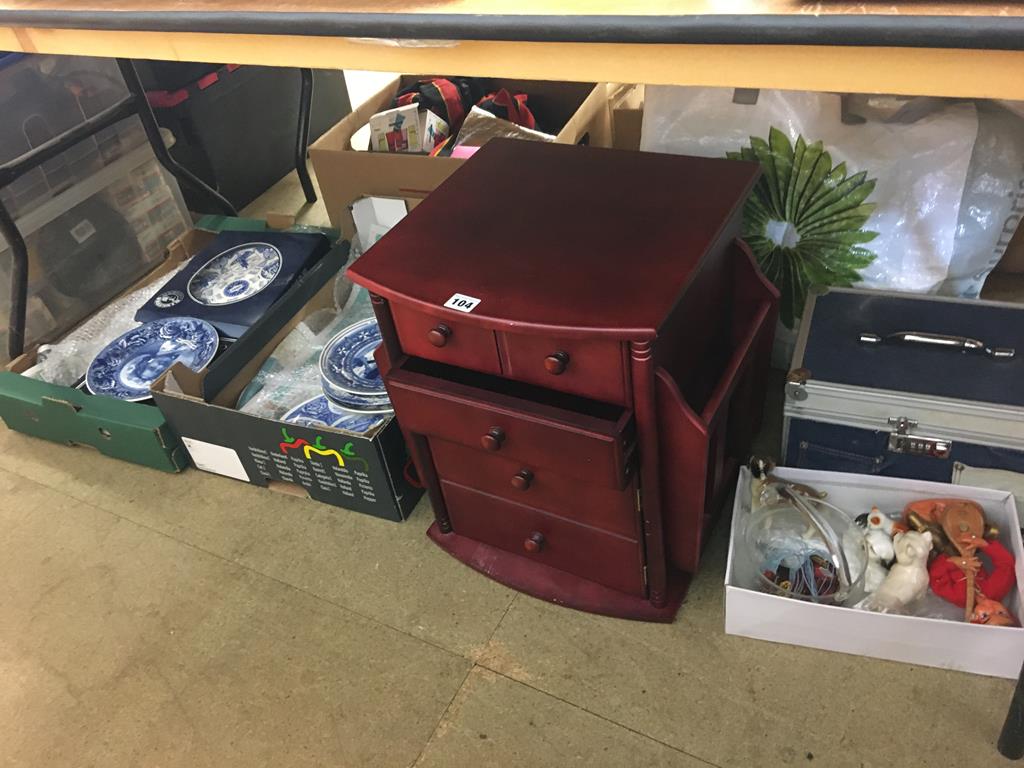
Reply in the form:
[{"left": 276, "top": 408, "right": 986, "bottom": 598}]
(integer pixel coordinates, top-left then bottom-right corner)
[
  {"left": 444, "top": 293, "right": 481, "bottom": 313},
  {"left": 182, "top": 437, "right": 250, "bottom": 482},
  {"left": 70, "top": 218, "right": 96, "bottom": 244}
]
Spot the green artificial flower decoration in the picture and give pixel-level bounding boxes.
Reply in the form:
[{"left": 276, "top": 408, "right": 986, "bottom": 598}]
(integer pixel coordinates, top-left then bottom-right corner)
[{"left": 727, "top": 127, "right": 879, "bottom": 328}]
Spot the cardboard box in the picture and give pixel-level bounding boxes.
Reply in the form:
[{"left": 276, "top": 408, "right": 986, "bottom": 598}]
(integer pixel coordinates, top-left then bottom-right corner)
[
  {"left": 310, "top": 76, "right": 613, "bottom": 239},
  {"left": 152, "top": 270, "right": 422, "bottom": 522},
  {"left": 725, "top": 466, "right": 1024, "bottom": 679},
  {"left": 609, "top": 83, "right": 644, "bottom": 152},
  {"left": 0, "top": 216, "right": 341, "bottom": 474}
]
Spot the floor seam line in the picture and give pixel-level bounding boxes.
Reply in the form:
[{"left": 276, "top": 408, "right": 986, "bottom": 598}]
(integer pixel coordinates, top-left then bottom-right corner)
[
  {"left": 15, "top": 471, "right": 471, "bottom": 662},
  {"left": 408, "top": 663, "right": 477, "bottom": 768},
  {"left": 477, "top": 591, "right": 519, "bottom": 654},
  {"left": 475, "top": 664, "right": 723, "bottom": 768}
]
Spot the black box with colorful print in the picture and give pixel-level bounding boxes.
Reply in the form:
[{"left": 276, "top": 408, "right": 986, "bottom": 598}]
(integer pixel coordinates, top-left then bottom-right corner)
[{"left": 151, "top": 257, "right": 422, "bottom": 522}]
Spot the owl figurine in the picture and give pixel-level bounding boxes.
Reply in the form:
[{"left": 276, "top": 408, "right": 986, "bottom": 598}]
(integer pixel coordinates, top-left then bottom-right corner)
[
  {"left": 855, "top": 507, "right": 898, "bottom": 593},
  {"left": 861, "top": 530, "right": 934, "bottom": 613}
]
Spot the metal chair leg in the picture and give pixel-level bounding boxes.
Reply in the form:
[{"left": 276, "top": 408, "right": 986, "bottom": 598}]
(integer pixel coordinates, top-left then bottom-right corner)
[
  {"left": 115, "top": 58, "right": 238, "bottom": 217},
  {"left": 0, "top": 199, "right": 29, "bottom": 360},
  {"left": 1000, "top": 659, "right": 1024, "bottom": 759},
  {"left": 296, "top": 68, "right": 317, "bottom": 204}
]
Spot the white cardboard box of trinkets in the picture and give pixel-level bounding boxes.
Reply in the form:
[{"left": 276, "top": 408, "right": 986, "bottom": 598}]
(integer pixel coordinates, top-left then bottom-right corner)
[{"left": 725, "top": 466, "right": 1024, "bottom": 678}]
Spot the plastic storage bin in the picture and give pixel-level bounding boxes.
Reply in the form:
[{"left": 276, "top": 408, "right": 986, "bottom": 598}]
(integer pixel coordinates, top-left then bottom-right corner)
[
  {"left": 0, "top": 53, "right": 189, "bottom": 362},
  {"left": 146, "top": 64, "right": 351, "bottom": 210},
  {"left": 0, "top": 144, "right": 191, "bottom": 362},
  {"left": 0, "top": 54, "right": 147, "bottom": 219}
]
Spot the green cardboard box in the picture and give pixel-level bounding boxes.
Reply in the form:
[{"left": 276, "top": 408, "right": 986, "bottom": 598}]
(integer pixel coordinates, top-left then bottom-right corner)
[{"left": 0, "top": 216, "right": 344, "bottom": 473}]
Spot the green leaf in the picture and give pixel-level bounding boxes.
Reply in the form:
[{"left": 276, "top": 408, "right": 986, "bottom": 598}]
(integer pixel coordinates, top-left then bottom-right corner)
[
  {"left": 793, "top": 141, "right": 831, "bottom": 216},
  {"left": 785, "top": 135, "right": 807, "bottom": 223},
  {"left": 749, "top": 137, "right": 784, "bottom": 219},
  {"left": 725, "top": 128, "right": 879, "bottom": 325},
  {"left": 798, "top": 205, "right": 877, "bottom": 237},
  {"left": 768, "top": 127, "right": 795, "bottom": 213},
  {"left": 800, "top": 172, "right": 875, "bottom": 225}
]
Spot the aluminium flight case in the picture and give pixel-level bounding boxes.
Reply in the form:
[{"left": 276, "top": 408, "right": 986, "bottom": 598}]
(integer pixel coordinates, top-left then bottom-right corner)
[{"left": 783, "top": 287, "right": 1024, "bottom": 488}]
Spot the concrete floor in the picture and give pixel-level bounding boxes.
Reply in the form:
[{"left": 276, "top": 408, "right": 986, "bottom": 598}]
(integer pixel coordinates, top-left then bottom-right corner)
[{"left": 1, "top": 167, "right": 1020, "bottom": 767}]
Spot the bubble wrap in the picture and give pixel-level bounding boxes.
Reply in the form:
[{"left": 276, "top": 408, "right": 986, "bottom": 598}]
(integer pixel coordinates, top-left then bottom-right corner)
[
  {"left": 236, "top": 267, "right": 376, "bottom": 421},
  {"left": 25, "top": 262, "right": 188, "bottom": 386}
]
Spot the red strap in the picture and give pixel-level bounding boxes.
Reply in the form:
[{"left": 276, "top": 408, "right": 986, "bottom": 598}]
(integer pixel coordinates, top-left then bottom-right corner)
[
  {"left": 146, "top": 88, "right": 189, "bottom": 108},
  {"left": 396, "top": 92, "right": 417, "bottom": 107},
  {"left": 430, "top": 78, "right": 464, "bottom": 130},
  {"left": 197, "top": 72, "right": 219, "bottom": 90},
  {"left": 483, "top": 89, "right": 535, "bottom": 129}
]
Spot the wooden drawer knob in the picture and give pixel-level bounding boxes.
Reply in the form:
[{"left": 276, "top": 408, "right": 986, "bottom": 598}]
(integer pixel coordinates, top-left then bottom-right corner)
[
  {"left": 480, "top": 427, "right": 505, "bottom": 452},
  {"left": 544, "top": 351, "right": 569, "bottom": 375},
  {"left": 511, "top": 469, "right": 533, "bottom": 491},
  {"left": 523, "top": 532, "right": 545, "bottom": 553},
  {"left": 427, "top": 324, "right": 451, "bottom": 347}
]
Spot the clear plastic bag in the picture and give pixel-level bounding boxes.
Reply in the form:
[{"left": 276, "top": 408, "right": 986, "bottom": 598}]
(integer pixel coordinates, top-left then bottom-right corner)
[
  {"left": 24, "top": 262, "right": 188, "bottom": 386},
  {"left": 236, "top": 264, "right": 376, "bottom": 421}
]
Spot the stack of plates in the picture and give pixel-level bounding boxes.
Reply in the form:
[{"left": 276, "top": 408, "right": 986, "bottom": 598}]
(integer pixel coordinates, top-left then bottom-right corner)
[{"left": 282, "top": 317, "right": 393, "bottom": 433}]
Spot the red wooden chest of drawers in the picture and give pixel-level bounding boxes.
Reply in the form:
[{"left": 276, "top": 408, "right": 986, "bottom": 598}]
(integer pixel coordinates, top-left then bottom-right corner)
[{"left": 348, "top": 139, "right": 778, "bottom": 621}]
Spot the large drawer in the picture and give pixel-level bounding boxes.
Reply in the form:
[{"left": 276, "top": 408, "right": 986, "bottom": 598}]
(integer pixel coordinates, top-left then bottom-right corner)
[
  {"left": 430, "top": 437, "right": 639, "bottom": 538},
  {"left": 386, "top": 357, "right": 635, "bottom": 489},
  {"left": 441, "top": 480, "right": 644, "bottom": 596},
  {"left": 498, "top": 332, "right": 629, "bottom": 406},
  {"left": 390, "top": 302, "right": 501, "bottom": 375}
]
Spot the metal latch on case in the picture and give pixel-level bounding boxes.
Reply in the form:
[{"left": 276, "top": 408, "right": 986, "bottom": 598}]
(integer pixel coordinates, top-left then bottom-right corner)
[{"left": 887, "top": 416, "right": 951, "bottom": 459}]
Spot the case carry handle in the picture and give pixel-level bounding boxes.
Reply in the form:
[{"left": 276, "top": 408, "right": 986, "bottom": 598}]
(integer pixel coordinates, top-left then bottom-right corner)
[{"left": 858, "top": 331, "right": 1015, "bottom": 360}]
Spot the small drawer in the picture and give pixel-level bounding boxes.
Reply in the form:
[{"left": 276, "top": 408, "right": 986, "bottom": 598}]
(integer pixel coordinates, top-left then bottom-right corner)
[
  {"left": 442, "top": 480, "right": 644, "bottom": 596},
  {"left": 390, "top": 302, "right": 501, "bottom": 375},
  {"left": 499, "top": 333, "right": 628, "bottom": 405},
  {"left": 386, "top": 357, "right": 635, "bottom": 489},
  {"left": 429, "top": 438, "right": 638, "bottom": 538}
]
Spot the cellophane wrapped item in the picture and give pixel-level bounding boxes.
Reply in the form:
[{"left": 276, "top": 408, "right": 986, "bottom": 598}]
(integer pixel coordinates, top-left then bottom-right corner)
[{"left": 25, "top": 262, "right": 187, "bottom": 386}]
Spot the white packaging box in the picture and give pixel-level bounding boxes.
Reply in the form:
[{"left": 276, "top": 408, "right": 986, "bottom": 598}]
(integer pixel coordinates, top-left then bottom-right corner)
[
  {"left": 368, "top": 104, "right": 449, "bottom": 154},
  {"left": 725, "top": 466, "right": 1024, "bottom": 678}
]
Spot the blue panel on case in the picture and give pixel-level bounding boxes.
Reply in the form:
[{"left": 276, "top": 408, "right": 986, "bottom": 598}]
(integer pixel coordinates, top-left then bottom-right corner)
[
  {"left": 135, "top": 230, "right": 332, "bottom": 339},
  {"left": 786, "top": 418, "right": 1024, "bottom": 483},
  {"left": 802, "top": 291, "right": 1024, "bottom": 408}
]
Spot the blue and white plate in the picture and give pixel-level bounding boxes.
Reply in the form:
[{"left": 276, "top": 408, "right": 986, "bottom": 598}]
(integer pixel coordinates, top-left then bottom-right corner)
[
  {"left": 282, "top": 395, "right": 388, "bottom": 434},
  {"left": 187, "top": 242, "right": 283, "bottom": 306},
  {"left": 86, "top": 317, "right": 219, "bottom": 402},
  {"left": 322, "top": 386, "right": 393, "bottom": 414},
  {"left": 319, "top": 317, "right": 386, "bottom": 398}
]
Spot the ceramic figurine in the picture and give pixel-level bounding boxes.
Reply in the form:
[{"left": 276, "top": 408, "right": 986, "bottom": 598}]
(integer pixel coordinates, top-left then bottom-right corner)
[
  {"left": 747, "top": 456, "right": 776, "bottom": 510},
  {"left": 854, "top": 507, "right": 900, "bottom": 593},
  {"left": 970, "top": 595, "right": 1018, "bottom": 627},
  {"left": 861, "top": 530, "right": 933, "bottom": 613}
]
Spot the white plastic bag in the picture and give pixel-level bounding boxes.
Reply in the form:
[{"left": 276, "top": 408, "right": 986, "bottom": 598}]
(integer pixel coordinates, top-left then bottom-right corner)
[
  {"left": 942, "top": 101, "right": 1024, "bottom": 297},
  {"left": 641, "top": 87, "right": 979, "bottom": 332}
]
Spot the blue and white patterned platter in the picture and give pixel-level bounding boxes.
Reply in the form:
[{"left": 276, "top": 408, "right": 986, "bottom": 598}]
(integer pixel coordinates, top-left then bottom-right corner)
[
  {"left": 187, "top": 242, "right": 283, "bottom": 306},
  {"left": 282, "top": 394, "right": 388, "bottom": 434},
  {"left": 85, "top": 317, "right": 219, "bottom": 402},
  {"left": 319, "top": 317, "right": 387, "bottom": 398},
  {"left": 322, "top": 386, "right": 393, "bottom": 414}
]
